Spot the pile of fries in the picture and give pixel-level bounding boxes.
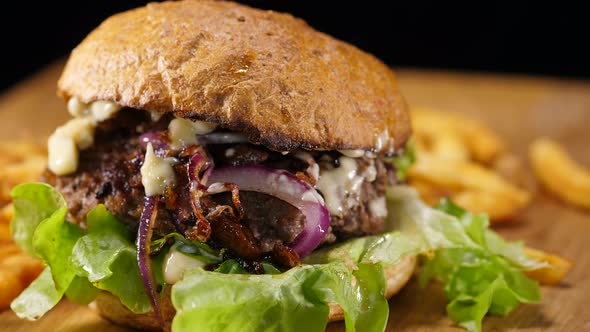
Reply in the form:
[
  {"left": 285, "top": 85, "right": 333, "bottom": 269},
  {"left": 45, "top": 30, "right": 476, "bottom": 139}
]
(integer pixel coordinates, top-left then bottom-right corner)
[
  {"left": 0, "top": 109, "right": 582, "bottom": 310},
  {"left": 408, "top": 107, "right": 573, "bottom": 285},
  {"left": 0, "top": 142, "right": 46, "bottom": 310},
  {"left": 409, "top": 107, "right": 532, "bottom": 222}
]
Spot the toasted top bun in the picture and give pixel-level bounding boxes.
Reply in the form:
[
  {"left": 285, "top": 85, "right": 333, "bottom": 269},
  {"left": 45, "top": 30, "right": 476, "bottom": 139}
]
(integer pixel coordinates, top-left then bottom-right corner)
[
  {"left": 93, "top": 256, "right": 416, "bottom": 332},
  {"left": 58, "top": 0, "right": 411, "bottom": 152}
]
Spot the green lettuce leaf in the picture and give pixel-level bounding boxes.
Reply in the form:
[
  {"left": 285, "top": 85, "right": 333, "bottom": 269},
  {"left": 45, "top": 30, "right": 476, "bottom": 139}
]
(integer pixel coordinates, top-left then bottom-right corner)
[
  {"left": 10, "top": 183, "right": 67, "bottom": 256},
  {"left": 32, "top": 205, "right": 81, "bottom": 292},
  {"left": 418, "top": 199, "right": 542, "bottom": 332},
  {"left": 70, "top": 204, "right": 151, "bottom": 313},
  {"left": 172, "top": 261, "right": 387, "bottom": 332},
  {"left": 390, "top": 138, "right": 415, "bottom": 181},
  {"left": 420, "top": 249, "right": 541, "bottom": 332},
  {"left": 10, "top": 184, "right": 154, "bottom": 317},
  {"left": 11, "top": 182, "right": 542, "bottom": 332},
  {"left": 436, "top": 199, "right": 545, "bottom": 269},
  {"left": 11, "top": 267, "right": 62, "bottom": 320},
  {"left": 65, "top": 277, "right": 100, "bottom": 305}
]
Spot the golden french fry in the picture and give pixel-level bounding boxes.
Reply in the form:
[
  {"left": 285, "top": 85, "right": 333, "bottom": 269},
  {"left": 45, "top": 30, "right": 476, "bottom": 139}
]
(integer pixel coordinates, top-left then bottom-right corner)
[
  {"left": 0, "top": 204, "right": 13, "bottom": 225},
  {"left": 524, "top": 247, "right": 573, "bottom": 285},
  {"left": 493, "top": 153, "right": 537, "bottom": 193},
  {"left": 452, "top": 191, "right": 524, "bottom": 222},
  {"left": 429, "top": 131, "right": 469, "bottom": 162},
  {"left": 412, "top": 107, "right": 505, "bottom": 163},
  {"left": 0, "top": 154, "right": 47, "bottom": 202},
  {"left": 530, "top": 138, "right": 590, "bottom": 209},
  {"left": 0, "top": 244, "right": 20, "bottom": 260},
  {"left": 410, "top": 179, "right": 447, "bottom": 206},
  {"left": 410, "top": 152, "right": 530, "bottom": 204},
  {"left": 408, "top": 152, "right": 531, "bottom": 222},
  {"left": 0, "top": 224, "right": 11, "bottom": 244},
  {"left": 0, "top": 269, "right": 24, "bottom": 310},
  {"left": 1, "top": 253, "right": 44, "bottom": 284},
  {"left": 0, "top": 252, "right": 44, "bottom": 310}
]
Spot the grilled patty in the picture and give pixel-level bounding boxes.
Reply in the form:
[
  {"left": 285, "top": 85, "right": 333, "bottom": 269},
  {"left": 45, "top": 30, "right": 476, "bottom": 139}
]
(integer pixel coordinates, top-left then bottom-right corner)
[{"left": 43, "top": 111, "right": 397, "bottom": 262}]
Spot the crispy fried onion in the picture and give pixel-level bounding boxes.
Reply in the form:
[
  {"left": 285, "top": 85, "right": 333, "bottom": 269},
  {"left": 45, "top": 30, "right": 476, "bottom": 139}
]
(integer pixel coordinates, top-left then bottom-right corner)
[{"left": 185, "top": 146, "right": 245, "bottom": 244}]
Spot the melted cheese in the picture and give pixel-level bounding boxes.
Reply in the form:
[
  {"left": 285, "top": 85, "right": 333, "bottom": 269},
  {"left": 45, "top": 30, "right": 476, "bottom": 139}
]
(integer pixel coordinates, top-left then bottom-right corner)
[
  {"left": 163, "top": 247, "right": 206, "bottom": 284},
  {"left": 47, "top": 118, "right": 95, "bottom": 175},
  {"left": 66, "top": 97, "right": 121, "bottom": 122},
  {"left": 90, "top": 100, "right": 121, "bottom": 121},
  {"left": 48, "top": 134, "right": 78, "bottom": 175},
  {"left": 140, "top": 143, "right": 176, "bottom": 196},
  {"left": 168, "top": 118, "right": 217, "bottom": 150},
  {"left": 67, "top": 97, "right": 88, "bottom": 117},
  {"left": 369, "top": 196, "right": 387, "bottom": 218},
  {"left": 149, "top": 110, "right": 163, "bottom": 122},
  {"left": 49, "top": 98, "right": 121, "bottom": 175},
  {"left": 363, "top": 159, "right": 377, "bottom": 182},
  {"left": 316, "top": 157, "right": 365, "bottom": 215},
  {"left": 338, "top": 149, "right": 365, "bottom": 158}
]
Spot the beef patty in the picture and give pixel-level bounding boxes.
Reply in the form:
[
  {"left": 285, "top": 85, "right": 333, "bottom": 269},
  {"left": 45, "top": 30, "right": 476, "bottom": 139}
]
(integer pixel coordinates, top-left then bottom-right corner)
[{"left": 42, "top": 111, "right": 396, "bottom": 262}]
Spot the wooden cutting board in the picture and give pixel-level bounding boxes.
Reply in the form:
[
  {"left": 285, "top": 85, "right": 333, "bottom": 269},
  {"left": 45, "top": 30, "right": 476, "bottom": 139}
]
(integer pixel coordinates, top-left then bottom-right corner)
[{"left": 1, "top": 62, "right": 589, "bottom": 331}]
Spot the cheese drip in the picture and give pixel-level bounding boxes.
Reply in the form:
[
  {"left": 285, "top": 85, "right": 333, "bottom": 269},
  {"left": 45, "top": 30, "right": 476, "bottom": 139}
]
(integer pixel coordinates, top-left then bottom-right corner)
[{"left": 48, "top": 98, "right": 121, "bottom": 175}]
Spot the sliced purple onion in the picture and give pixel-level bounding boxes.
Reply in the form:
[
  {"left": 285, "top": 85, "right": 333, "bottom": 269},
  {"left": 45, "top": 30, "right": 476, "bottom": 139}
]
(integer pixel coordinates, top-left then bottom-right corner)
[
  {"left": 137, "top": 195, "right": 163, "bottom": 324},
  {"left": 198, "top": 132, "right": 249, "bottom": 145},
  {"left": 207, "top": 165, "right": 330, "bottom": 258}
]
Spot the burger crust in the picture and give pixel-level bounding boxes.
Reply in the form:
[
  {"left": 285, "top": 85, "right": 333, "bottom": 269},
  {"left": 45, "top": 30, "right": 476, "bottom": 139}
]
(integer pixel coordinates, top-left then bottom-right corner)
[
  {"left": 93, "top": 256, "right": 416, "bottom": 331},
  {"left": 58, "top": 0, "right": 411, "bottom": 152}
]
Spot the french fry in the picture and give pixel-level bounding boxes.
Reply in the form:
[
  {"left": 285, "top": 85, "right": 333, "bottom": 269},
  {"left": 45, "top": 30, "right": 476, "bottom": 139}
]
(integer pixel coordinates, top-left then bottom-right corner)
[
  {"left": 412, "top": 107, "right": 505, "bottom": 164},
  {"left": 0, "top": 204, "right": 13, "bottom": 224},
  {"left": 452, "top": 191, "right": 524, "bottom": 222},
  {"left": 0, "top": 224, "right": 11, "bottom": 244},
  {"left": 0, "top": 140, "right": 48, "bottom": 311},
  {"left": 524, "top": 247, "right": 573, "bottom": 285},
  {"left": 408, "top": 151, "right": 531, "bottom": 223},
  {"left": 0, "top": 244, "right": 20, "bottom": 260},
  {"left": 1, "top": 253, "right": 45, "bottom": 284},
  {"left": 0, "top": 269, "right": 24, "bottom": 310},
  {"left": 410, "top": 153, "right": 530, "bottom": 205},
  {"left": 410, "top": 179, "right": 447, "bottom": 206},
  {"left": 530, "top": 138, "right": 590, "bottom": 209},
  {"left": 0, "top": 253, "right": 44, "bottom": 310},
  {"left": 429, "top": 131, "right": 469, "bottom": 162}
]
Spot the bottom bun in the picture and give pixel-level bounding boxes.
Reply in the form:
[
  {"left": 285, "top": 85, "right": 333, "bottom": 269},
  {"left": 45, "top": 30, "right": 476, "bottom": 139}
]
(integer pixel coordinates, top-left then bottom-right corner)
[{"left": 93, "top": 255, "right": 416, "bottom": 331}]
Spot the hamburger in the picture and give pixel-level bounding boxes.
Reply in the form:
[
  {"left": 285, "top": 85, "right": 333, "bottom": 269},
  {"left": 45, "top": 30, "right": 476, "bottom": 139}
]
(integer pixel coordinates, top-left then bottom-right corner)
[{"left": 9, "top": 1, "right": 545, "bottom": 332}]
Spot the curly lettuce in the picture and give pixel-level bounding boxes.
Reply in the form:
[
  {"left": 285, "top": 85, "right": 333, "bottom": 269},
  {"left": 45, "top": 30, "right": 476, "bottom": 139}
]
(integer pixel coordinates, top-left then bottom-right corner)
[{"left": 10, "top": 183, "right": 543, "bottom": 332}]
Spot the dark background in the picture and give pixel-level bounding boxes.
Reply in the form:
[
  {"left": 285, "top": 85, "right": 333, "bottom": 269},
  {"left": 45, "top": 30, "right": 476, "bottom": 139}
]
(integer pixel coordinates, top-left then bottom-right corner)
[{"left": 1, "top": 1, "right": 587, "bottom": 91}]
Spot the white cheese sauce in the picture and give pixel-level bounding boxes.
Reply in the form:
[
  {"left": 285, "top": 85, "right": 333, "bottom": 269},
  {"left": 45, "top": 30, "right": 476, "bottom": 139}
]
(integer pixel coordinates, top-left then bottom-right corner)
[
  {"left": 163, "top": 247, "right": 206, "bottom": 284},
  {"left": 294, "top": 150, "right": 320, "bottom": 182},
  {"left": 338, "top": 149, "right": 365, "bottom": 158},
  {"left": 315, "top": 155, "right": 380, "bottom": 216},
  {"left": 369, "top": 196, "right": 387, "bottom": 218},
  {"left": 48, "top": 98, "right": 121, "bottom": 175},
  {"left": 316, "top": 157, "right": 365, "bottom": 216},
  {"left": 140, "top": 143, "right": 176, "bottom": 196},
  {"left": 168, "top": 118, "right": 217, "bottom": 150}
]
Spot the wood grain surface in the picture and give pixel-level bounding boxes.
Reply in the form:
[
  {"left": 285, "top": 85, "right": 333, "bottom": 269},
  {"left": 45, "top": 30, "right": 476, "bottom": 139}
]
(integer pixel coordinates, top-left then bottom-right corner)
[{"left": 0, "top": 62, "right": 589, "bottom": 331}]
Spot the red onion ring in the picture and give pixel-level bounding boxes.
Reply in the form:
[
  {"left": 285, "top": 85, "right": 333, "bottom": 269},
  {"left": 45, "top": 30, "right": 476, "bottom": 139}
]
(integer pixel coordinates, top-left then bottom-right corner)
[
  {"left": 207, "top": 165, "right": 330, "bottom": 258},
  {"left": 136, "top": 195, "right": 163, "bottom": 324}
]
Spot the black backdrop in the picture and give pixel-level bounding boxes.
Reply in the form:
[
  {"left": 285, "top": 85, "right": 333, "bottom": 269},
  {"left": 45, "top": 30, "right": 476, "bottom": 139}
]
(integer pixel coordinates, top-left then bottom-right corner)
[{"left": 1, "top": 1, "right": 588, "bottom": 91}]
